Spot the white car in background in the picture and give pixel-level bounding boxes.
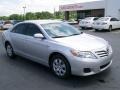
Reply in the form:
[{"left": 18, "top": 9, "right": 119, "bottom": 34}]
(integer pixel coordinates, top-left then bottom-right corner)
[
  {"left": 79, "top": 17, "right": 99, "bottom": 29},
  {"left": 0, "top": 21, "right": 3, "bottom": 29},
  {"left": 2, "top": 21, "right": 13, "bottom": 30},
  {"left": 92, "top": 17, "right": 120, "bottom": 32}
]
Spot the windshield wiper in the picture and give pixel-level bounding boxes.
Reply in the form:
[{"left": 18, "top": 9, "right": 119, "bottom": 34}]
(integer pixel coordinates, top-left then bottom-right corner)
[
  {"left": 53, "top": 36, "right": 68, "bottom": 38},
  {"left": 69, "top": 33, "right": 81, "bottom": 36}
]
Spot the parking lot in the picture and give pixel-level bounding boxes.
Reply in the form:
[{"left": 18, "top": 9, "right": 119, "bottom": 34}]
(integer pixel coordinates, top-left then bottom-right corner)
[{"left": 0, "top": 28, "right": 120, "bottom": 90}]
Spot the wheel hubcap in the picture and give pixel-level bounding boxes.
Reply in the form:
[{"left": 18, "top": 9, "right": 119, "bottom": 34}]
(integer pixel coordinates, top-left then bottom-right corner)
[
  {"left": 53, "top": 59, "right": 66, "bottom": 76},
  {"left": 6, "top": 45, "right": 13, "bottom": 56}
]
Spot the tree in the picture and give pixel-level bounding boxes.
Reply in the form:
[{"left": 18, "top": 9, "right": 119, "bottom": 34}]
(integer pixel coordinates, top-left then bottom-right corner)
[
  {"left": 35, "top": 12, "right": 42, "bottom": 19},
  {"left": 9, "top": 14, "right": 22, "bottom": 20},
  {"left": 0, "top": 11, "right": 64, "bottom": 20},
  {"left": 26, "top": 12, "right": 37, "bottom": 20},
  {"left": 40, "top": 11, "right": 54, "bottom": 19},
  {"left": 0, "top": 16, "right": 9, "bottom": 20},
  {"left": 54, "top": 11, "right": 64, "bottom": 19}
]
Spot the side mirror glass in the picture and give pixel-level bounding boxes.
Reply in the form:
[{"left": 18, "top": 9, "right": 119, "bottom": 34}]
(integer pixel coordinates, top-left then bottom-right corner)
[{"left": 34, "top": 33, "right": 44, "bottom": 39}]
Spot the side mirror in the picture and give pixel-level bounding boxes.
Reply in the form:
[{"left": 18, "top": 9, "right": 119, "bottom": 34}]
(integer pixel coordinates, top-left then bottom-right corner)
[{"left": 34, "top": 33, "right": 44, "bottom": 39}]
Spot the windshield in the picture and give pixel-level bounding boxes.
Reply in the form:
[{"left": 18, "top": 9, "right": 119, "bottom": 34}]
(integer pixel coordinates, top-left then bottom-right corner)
[
  {"left": 41, "top": 23, "right": 81, "bottom": 38},
  {"left": 98, "top": 17, "right": 110, "bottom": 21}
]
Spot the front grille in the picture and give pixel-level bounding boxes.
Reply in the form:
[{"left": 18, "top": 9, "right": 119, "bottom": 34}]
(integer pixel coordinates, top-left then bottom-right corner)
[{"left": 95, "top": 50, "right": 109, "bottom": 57}]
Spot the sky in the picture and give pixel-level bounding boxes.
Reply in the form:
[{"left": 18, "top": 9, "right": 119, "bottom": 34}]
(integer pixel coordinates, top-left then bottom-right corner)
[{"left": 0, "top": 0, "right": 99, "bottom": 16}]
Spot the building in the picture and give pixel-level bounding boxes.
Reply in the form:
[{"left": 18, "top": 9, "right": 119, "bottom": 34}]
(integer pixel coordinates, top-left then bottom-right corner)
[{"left": 59, "top": 0, "right": 120, "bottom": 20}]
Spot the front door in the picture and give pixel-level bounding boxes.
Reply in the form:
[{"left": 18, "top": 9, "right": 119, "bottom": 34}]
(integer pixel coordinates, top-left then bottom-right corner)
[{"left": 23, "top": 23, "right": 49, "bottom": 64}]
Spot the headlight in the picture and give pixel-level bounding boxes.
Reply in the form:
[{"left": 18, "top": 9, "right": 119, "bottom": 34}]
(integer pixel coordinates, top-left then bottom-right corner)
[{"left": 71, "top": 49, "right": 97, "bottom": 59}]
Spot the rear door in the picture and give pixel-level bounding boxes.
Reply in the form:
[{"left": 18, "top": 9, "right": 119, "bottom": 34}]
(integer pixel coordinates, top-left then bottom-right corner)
[
  {"left": 110, "top": 18, "right": 119, "bottom": 29},
  {"left": 10, "top": 23, "right": 27, "bottom": 55}
]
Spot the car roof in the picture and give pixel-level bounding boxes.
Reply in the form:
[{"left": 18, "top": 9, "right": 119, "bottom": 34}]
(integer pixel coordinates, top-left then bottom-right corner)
[{"left": 24, "top": 20, "right": 62, "bottom": 24}]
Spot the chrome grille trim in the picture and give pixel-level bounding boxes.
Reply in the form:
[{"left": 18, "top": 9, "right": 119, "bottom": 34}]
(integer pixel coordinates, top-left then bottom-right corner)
[{"left": 95, "top": 50, "right": 109, "bottom": 57}]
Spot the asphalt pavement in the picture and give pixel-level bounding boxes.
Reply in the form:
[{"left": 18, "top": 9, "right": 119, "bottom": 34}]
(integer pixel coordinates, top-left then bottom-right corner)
[{"left": 0, "top": 29, "right": 120, "bottom": 90}]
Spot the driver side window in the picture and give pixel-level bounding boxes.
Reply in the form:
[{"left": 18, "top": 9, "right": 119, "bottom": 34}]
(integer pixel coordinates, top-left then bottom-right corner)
[{"left": 26, "top": 23, "right": 42, "bottom": 36}]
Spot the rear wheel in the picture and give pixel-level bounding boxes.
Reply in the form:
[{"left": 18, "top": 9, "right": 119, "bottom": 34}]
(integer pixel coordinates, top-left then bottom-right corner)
[
  {"left": 50, "top": 54, "right": 71, "bottom": 79},
  {"left": 6, "top": 43, "right": 15, "bottom": 58},
  {"left": 108, "top": 25, "right": 112, "bottom": 32}
]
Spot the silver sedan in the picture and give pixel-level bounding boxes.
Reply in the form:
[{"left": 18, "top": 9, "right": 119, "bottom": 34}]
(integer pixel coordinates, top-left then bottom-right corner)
[{"left": 2, "top": 20, "right": 113, "bottom": 78}]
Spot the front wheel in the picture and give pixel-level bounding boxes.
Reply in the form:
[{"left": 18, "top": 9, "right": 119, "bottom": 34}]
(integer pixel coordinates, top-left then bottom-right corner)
[
  {"left": 6, "top": 43, "right": 15, "bottom": 58},
  {"left": 50, "top": 54, "right": 71, "bottom": 79}
]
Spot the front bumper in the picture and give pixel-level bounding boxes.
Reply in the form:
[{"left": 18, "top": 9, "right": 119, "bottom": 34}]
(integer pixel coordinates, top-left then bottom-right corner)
[{"left": 68, "top": 52, "right": 113, "bottom": 76}]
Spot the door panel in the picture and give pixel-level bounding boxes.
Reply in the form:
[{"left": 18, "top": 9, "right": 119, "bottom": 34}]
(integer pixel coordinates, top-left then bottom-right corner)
[
  {"left": 21, "top": 23, "right": 50, "bottom": 64},
  {"left": 10, "top": 23, "right": 27, "bottom": 55},
  {"left": 24, "top": 36, "right": 50, "bottom": 64},
  {"left": 10, "top": 33, "right": 26, "bottom": 55}
]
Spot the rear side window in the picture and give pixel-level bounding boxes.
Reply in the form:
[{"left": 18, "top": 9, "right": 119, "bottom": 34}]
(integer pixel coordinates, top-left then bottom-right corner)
[
  {"left": 11, "top": 24, "right": 27, "bottom": 35},
  {"left": 26, "top": 23, "right": 41, "bottom": 36}
]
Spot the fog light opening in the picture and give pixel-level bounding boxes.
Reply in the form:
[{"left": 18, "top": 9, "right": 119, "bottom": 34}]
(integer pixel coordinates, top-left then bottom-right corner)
[{"left": 84, "top": 68, "right": 91, "bottom": 73}]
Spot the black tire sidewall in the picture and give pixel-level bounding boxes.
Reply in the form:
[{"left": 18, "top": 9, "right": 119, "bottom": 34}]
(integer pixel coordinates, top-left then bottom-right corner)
[{"left": 6, "top": 44, "right": 15, "bottom": 58}]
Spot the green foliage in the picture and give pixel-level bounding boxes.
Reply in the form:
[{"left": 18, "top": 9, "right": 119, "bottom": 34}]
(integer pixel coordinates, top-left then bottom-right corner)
[
  {"left": 9, "top": 14, "right": 23, "bottom": 20},
  {"left": 0, "top": 16, "right": 9, "bottom": 20},
  {"left": 69, "top": 11, "right": 77, "bottom": 20},
  {"left": 0, "top": 11, "right": 71, "bottom": 20},
  {"left": 26, "top": 12, "right": 37, "bottom": 20},
  {"left": 54, "top": 11, "right": 64, "bottom": 19}
]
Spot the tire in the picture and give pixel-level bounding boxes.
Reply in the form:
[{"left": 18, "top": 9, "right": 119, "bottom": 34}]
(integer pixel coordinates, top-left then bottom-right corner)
[
  {"left": 95, "top": 29, "right": 99, "bottom": 32},
  {"left": 50, "top": 54, "right": 71, "bottom": 79},
  {"left": 5, "top": 43, "right": 15, "bottom": 58},
  {"left": 108, "top": 25, "right": 112, "bottom": 32},
  {"left": 81, "top": 27, "right": 85, "bottom": 30}
]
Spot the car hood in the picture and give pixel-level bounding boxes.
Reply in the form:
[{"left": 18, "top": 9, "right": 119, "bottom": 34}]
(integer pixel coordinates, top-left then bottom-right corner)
[{"left": 54, "top": 33, "right": 108, "bottom": 51}]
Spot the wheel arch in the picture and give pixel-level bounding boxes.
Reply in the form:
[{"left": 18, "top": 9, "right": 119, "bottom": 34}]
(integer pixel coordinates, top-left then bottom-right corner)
[
  {"left": 48, "top": 52, "right": 71, "bottom": 68},
  {"left": 5, "top": 41, "right": 11, "bottom": 49}
]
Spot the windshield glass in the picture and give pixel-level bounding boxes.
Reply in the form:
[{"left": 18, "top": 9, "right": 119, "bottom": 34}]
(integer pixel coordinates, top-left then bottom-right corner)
[
  {"left": 41, "top": 22, "right": 81, "bottom": 38},
  {"left": 98, "top": 17, "right": 110, "bottom": 21}
]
